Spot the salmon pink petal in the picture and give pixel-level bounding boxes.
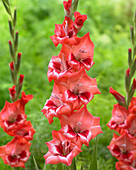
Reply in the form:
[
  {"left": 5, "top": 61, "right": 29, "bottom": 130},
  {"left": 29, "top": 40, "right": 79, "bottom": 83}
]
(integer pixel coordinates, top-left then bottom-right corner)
[
  {"left": 0, "top": 138, "right": 31, "bottom": 168},
  {"left": 116, "top": 162, "right": 136, "bottom": 170},
  {"left": 71, "top": 33, "right": 94, "bottom": 61},
  {"left": 45, "top": 153, "right": 60, "bottom": 164}
]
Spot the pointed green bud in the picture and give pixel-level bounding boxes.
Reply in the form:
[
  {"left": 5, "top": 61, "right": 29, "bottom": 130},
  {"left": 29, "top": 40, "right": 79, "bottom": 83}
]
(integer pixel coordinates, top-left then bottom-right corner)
[
  {"left": 128, "top": 48, "right": 132, "bottom": 68},
  {"left": 13, "top": 8, "right": 17, "bottom": 27},
  {"left": 4, "top": 0, "right": 9, "bottom": 5},
  {"left": 125, "top": 69, "right": 130, "bottom": 92},
  {"left": 2, "top": 0, "right": 11, "bottom": 16},
  {"left": 9, "top": 62, "right": 16, "bottom": 84},
  {"left": 130, "top": 26, "right": 135, "bottom": 45},
  {"left": 130, "top": 59, "right": 136, "bottom": 77},
  {"left": 8, "top": 20, "right": 13, "bottom": 38},
  {"left": 15, "top": 31, "right": 19, "bottom": 51},
  {"left": 8, "top": 40, "right": 14, "bottom": 59},
  {"left": 16, "top": 53, "right": 21, "bottom": 74}
]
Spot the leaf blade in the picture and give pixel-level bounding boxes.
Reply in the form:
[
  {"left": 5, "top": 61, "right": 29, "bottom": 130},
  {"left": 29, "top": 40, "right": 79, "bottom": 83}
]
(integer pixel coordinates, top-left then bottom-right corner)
[{"left": 89, "top": 137, "right": 98, "bottom": 170}]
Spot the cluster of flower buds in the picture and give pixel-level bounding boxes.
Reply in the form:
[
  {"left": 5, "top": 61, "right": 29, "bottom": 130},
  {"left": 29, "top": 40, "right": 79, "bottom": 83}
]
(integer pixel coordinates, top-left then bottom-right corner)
[
  {"left": 0, "top": 0, "right": 35, "bottom": 168},
  {"left": 107, "top": 10, "right": 136, "bottom": 170},
  {"left": 42, "top": 0, "right": 102, "bottom": 166}
]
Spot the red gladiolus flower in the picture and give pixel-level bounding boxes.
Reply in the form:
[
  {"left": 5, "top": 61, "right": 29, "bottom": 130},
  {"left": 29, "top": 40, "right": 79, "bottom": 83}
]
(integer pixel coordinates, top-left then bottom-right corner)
[
  {"left": 44, "top": 131, "right": 81, "bottom": 166},
  {"left": 61, "top": 32, "right": 94, "bottom": 71},
  {"left": 0, "top": 100, "right": 27, "bottom": 134},
  {"left": 55, "top": 68, "right": 100, "bottom": 110},
  {"left": 47, "top": 53, "right": 74, "bottom": 82},
  {"left": 74, "top": 12, "right": 87, "bottom": 30},
  {"left": 0, "top": 92, "right": 33, "bottom": 135},
  {"left": 50, "top": 16, "right": 78, "bottom": 47},
  {"left": 5, "top": 121, "right": 36, "bottom": 141},
  {"left": 59, "top": 106, "right": 102, "bottom": 147},
  {"left": 107, "top": 132, "right": 136, "bottom": 164},
  {"left": 109, "top": 87, "right": 126, "bottom": 105},
  {"left": 0, "top": 138, "right": 31, "bottom": 168},
  {"left": 107, "top": 104, "right": 128, "bottom": 132}
]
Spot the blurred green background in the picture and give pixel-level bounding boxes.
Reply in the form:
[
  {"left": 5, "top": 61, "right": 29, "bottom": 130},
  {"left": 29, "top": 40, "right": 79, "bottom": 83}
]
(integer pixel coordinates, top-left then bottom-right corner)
[{"left": 0, "top": 0, "right": 136, "bottom": 169}]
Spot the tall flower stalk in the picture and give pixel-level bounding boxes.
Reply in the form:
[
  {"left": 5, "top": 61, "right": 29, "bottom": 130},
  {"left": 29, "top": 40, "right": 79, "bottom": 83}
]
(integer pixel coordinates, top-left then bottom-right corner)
[
  {"left": 42, "top": 0, "right": 102, "bottom": 168},
  {"left": 0, "top": 0, "right": 36, "bottom": 168},
  {"left": 107, "top": 10, "right": 136, "bottom": 170}
]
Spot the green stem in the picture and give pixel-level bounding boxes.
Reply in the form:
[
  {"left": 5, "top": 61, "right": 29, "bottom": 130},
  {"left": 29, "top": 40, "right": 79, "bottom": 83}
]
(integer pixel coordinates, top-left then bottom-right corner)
[{"left": 4, "top": 164, "right": 7, "bottom": 170}]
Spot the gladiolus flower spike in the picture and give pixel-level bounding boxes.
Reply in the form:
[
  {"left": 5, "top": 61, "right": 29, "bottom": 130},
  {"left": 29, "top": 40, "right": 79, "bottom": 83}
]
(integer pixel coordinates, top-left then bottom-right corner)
[
  {"left": 107, "top": 10, "right": 136, "bottom": 170},
  {"left": 0, "top": 0, "right": 36, "bottom": 168},
  {"left": 42, "top": 0, "right": 102, "bottom": 167}
]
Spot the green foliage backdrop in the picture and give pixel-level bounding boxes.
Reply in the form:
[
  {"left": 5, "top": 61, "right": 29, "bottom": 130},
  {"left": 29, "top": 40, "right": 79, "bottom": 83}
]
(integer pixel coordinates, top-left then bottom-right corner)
[{"left": 0, "top": 0, "right": 136, "bottom": 169}]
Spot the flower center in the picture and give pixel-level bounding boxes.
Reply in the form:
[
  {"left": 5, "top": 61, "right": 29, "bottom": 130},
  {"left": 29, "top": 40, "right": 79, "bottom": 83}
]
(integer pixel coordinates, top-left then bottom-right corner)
[{"left": 74, "top": 122, "right": 82, "bottom": 133}]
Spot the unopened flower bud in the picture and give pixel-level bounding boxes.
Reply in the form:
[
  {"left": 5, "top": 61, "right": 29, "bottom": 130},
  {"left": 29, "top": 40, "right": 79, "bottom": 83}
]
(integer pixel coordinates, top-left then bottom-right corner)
[
  {"left": 18, "top": 52, "right": 22, "bottom": 59},
  {"left": 9, "top": 62, "right": 16, "bottom": 84},
  {"left": 13, "top": 8, "right": 17, "bottom": 27},
  {"left": 8, "top": 40, "right": 14, "bottom": 59},
  {"left": 16, "top": 52, "right": 22, "bottom": 74},
  {"left": 109, "top": 87, "right": 126, "bottom": 105},
  {"left": 132, "top": 78, "right": 136, "bottom": 90},
  {"left": 131, "top": 59, "right": 136, "bottom": 77},
  {"left": 126, "top": 68, "right": 130, "bottom": 77},
  {"left": 16, "top": 74, "right": 24, "bottom": 99},
  {"left": 9, "top": 61, "right": 14, "bottom": 71},
  {"left": 63, "top": 0, "right": 72, "bottom": 17},
  {"left": 15, "top": 31, "right": 18, "bottom": 51},
  {"left": 8, "top": 20, "right": 13, "bottom": 37},
  {"left": 2, "top": 0, "right": 11, "bottom": 15},
  {"left": 9, "top": 85, "right": 16, "bottom": 101},
  {"left": 130, "top": 26, "right": 134, "bottom": 45},
  {"left": 125, "top": 69, "right": 131, "bottom": 92},
  {"left": 19, "top": 74, "right": 24, "bottom": 85}
]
